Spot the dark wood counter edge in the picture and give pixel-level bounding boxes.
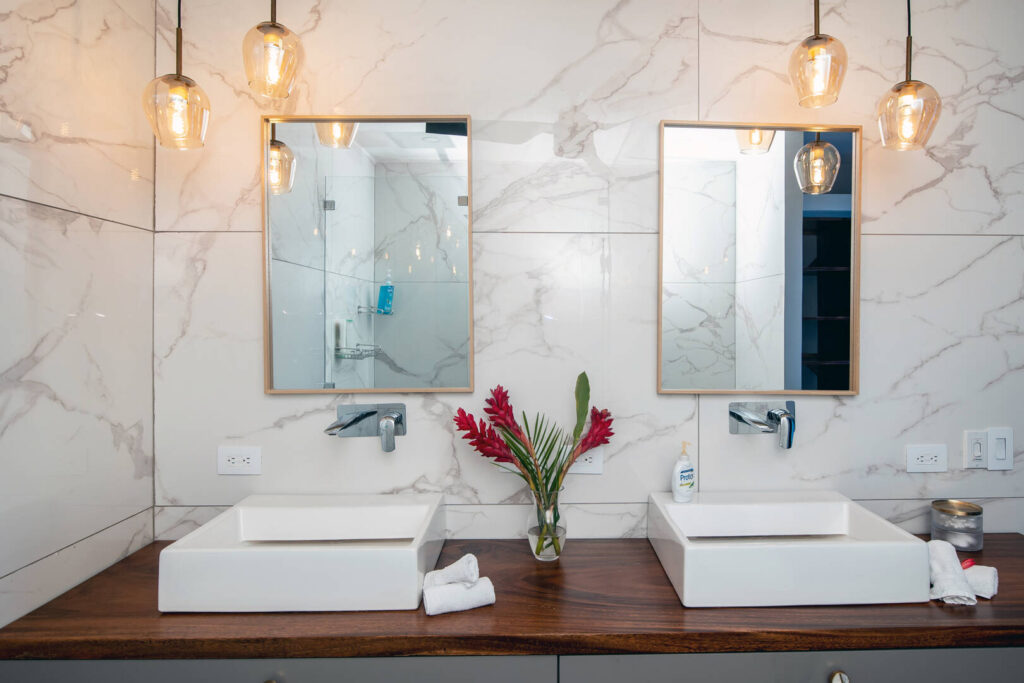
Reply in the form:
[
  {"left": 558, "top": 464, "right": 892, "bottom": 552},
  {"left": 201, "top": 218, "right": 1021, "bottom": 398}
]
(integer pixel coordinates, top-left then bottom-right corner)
[
  {"left": 2, "top": 628, "right": 1024, "bottom": 660},
  {"left": 2, "top": 537, "right": 1024, "bottom": 660}
]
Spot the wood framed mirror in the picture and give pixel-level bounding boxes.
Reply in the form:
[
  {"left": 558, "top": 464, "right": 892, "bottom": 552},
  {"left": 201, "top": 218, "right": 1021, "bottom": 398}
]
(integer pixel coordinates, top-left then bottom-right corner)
[
  {"left": 658, "top": 121, "right": 860, "bottom": 395},
  {"left": 262, "top": 115, "right": 473, "bottom": 394}
]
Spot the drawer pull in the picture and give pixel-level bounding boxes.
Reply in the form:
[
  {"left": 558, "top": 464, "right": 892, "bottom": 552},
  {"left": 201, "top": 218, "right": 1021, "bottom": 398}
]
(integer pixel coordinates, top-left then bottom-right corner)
[{"left": 829, "top": 673, "right": 850, "bottom": 683}]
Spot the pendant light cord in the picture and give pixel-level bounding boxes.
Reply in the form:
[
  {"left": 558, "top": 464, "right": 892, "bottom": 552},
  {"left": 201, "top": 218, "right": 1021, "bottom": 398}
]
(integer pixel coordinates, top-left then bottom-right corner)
[
  {"left": 271, "top": 0, "right": 277, "bottom": 24},
  {"left": 174, "top": 0, "right": 183, "bottom": 76},
  {"left": 905, "top": 0, "right": 913, "bottom": 82},
  {"left": 813, "top": 0, "right": 820, "bottom": 36}
]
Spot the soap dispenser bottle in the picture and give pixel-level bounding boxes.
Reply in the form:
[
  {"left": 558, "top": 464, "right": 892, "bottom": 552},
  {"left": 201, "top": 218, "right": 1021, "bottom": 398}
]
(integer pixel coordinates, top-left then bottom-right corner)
[
  {"left": 377, "top": 268, "right": 394, "bottom": 315},
  {"left": 671, "top": 441, "right": 695, "bottom": 503}
]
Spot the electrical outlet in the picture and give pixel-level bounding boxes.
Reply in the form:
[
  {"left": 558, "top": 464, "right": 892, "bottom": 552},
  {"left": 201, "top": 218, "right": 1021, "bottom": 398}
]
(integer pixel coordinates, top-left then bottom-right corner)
[
  {"left": 570, "top": 445, "right": 604, "bottom": 474},
  {"left": 963, "top": 430, "right": 988, "bottom": 469},
  {"left": 906, "top": 444, "right": 948, "bottom": 473},
  {"left": 217, "top": 445, "right": 261, "bottom": 475}
]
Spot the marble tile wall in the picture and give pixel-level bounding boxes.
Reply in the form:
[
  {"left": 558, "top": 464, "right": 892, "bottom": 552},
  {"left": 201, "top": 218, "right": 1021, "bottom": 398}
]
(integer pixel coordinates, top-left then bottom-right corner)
[
  {"left": 0, "top": 0, "right": 155, "bottom": 628},
  {"left": 153, "top": 0, "right": 1023, "bottom": 539}
]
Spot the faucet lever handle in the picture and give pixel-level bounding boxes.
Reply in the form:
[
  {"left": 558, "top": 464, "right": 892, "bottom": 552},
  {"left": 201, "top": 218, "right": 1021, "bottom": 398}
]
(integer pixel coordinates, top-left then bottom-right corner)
[{"left": 767, "top": 408, "right": 796, "bottom": 449}]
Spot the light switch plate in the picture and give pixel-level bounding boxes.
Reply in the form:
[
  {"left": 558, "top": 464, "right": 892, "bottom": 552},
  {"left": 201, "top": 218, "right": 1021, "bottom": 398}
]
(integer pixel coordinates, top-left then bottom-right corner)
[
  {"left": 987, "top": 427, "right": 1013, "bottom": 471},
  {"left": 963, "top": 430, "right": 988, "bottom": 469},
  {"left": 906, "top": 444, "right": 948, "bottom": 473}
]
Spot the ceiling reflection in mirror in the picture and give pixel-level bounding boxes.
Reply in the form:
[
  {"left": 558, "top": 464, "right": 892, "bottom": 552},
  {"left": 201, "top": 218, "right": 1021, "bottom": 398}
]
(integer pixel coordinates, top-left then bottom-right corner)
[
  {"left": 264, "top": 117, "right": 472, "bottom": 393},
  {"left": 659, "top": 123, "right": 859, "bottom": 394}
]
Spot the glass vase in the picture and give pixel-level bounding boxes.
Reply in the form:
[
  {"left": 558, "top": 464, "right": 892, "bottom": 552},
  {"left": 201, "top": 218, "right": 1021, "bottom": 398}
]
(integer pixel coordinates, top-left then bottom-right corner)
[{"left": 527, "top": 488, "right": 566, "bottom": 561}]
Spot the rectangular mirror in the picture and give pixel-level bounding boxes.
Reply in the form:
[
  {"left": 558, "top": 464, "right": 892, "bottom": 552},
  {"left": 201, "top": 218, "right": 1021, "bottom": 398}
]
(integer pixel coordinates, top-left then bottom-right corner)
[
  {"left": 262, "top": 116, "right": 473, "bottom": 393},
  {"left": 659, "top": 122, "right": 860, "bottom": 394}
]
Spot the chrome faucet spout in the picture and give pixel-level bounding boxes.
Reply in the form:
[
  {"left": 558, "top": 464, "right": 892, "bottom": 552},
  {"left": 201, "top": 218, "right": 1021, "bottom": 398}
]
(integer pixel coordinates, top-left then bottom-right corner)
[
  {"left": 728, "top": 401, "right": 796, "bottom": 450},
  {"left": 324, "top": 409, "right": 377, "bottom": 436}
]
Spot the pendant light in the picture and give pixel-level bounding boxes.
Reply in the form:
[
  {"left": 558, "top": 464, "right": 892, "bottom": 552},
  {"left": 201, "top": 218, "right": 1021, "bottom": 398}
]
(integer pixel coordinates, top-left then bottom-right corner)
[
  {"left": 267, "top": 123, "right": 295, "bottom": 195},
  {"left": 735, "top": 128, "right": 776, "bottom": 155},
  {"left": 243, "top": 0, "right": 301, "bottom": 100},
  {"left": 794, "top": 133, "right": 840, "bottom": 194},
  {"left": 788, "top": 0, "right": 848, "bottom": 108},
  {"left": 142, "top": 0, "right": 210, "bottom": 150},
  {"left": 316, "top": 120, "right": 359, "bottom": 148},
  {"left": 876, "top": 0, "right": 941, "bottom": 151}
]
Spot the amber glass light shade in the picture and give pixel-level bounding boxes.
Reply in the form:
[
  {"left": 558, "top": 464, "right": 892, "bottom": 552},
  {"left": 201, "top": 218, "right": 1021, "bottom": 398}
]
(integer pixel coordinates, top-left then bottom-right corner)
[
  {"left": 267, "top": 138, "right": 296, "bottom": 195},
  {"left": 142, "top": 74, "right": 210, "bottom": 150},
  {"left": 315, "top": 121, "right": 359, "bottom": 148},
  {"left": 877, "top": 80, "right": 941, "bottom": 151},
  {"left": 243, "top": 22, "right": 301, "bottom": 100},
  {"left": 794, "top": 137, "right": 840, "bottom": 194},
  {"left": 735, "top": 128, "right": 776, "bottom": 155},
  {"left": 788, "top": 34, "right": 847, "bottom": 108}
]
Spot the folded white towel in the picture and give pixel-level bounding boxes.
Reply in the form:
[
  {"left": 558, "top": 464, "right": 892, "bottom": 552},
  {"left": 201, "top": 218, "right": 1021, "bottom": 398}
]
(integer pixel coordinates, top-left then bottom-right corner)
[
  {"left": 423, "top": 577, "right": 495, "bottom": 616},
  {"left": 928, "top": 540, "right": 977, "bottom": 605},
  {"left": 965, "top": 564, "right": 999, "bottom": 599},
  {"left": 424, "top": 553, "right": 479, "bottom": 589}
]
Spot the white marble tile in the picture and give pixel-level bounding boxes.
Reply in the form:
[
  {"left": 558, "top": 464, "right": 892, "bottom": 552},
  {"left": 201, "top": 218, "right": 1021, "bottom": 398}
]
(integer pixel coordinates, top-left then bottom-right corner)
[
  {"left": 268, "top": 124, "right": 325, "bottom": 270},
  {"left": 0, "top": 0, "right": 154, "bottom": 229},
  {"left": 662, "top": 159, "right": 736, "bottom": 284},
  {"left": 661, "top": 283, "right": 736, "bottom": 390},
  {"left": 0, "top": 509, "right": 151, "bottom": 629},
  {"left": 154, "top": 506, "right": 229, "bottom": 541},
  {"left": 698, "top": 0, "right": 1024, "bottom": 236},
  {"left": 446, "top": 503, "right": 646, "bottom": 540},
  {"left": 155, "top": 0, "right": 698, "bottom": 233},
  {"left": 699, "top": 235, "right": 1024, "bottom": 501},
  {"left": 859, "top": 498, "right": 1024, "bottom": 536},
  {"left": 734, "top": 274, "right": 786, "bottom": 390},
  {"left": 154, "top": 229, "right": 698, "bottom": 509},
  {"left": 0, "top": 197, "right": 153, "bottom": 578}
]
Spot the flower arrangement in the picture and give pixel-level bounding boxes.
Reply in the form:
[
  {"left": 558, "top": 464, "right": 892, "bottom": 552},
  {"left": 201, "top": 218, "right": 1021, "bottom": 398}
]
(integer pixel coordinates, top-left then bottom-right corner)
[{"left": 453, "top": 372, "right": 614, "bottom": 560}]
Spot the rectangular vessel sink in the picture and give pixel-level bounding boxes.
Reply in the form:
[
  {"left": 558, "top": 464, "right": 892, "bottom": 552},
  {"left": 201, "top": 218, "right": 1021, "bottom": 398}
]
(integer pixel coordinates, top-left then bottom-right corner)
[
  {"left": 647, "top": 491, "right": 929, "bottom": 607},
  {"left": 159, "top": 493, "right": 445, "bottom": 612}
]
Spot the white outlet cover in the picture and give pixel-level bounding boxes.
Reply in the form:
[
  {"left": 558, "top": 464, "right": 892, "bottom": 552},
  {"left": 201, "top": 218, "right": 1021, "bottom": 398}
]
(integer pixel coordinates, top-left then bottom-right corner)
[
  {"left": 570, "top": 445, "right": 604, "bottom": 474},
  {"left": 218, "top": 445, "right": 262, "bottom": 475},
  {"left": 906, "top": 444, "right": 947, "bottom": 473}
]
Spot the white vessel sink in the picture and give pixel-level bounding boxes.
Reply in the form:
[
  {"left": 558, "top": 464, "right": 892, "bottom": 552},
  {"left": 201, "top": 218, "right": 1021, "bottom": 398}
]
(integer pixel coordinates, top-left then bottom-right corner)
[
  {"left": 158, "top": 493, "right": 445, "bottom": 612},
  {"left": 647, "top": 490, "right": 929, "bottom": 607}
]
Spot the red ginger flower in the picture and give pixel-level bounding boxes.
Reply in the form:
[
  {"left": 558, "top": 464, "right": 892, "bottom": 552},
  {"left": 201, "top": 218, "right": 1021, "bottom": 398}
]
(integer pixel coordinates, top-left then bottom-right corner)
[
  {"left": 453, "top": 408, "right": 516, "bottom": 464},
  {"left": 578, "top": 407, "right": 614, "bottom": 454},
  {"left": 483, "top": 385, "right": 526, "bottom": 440}
]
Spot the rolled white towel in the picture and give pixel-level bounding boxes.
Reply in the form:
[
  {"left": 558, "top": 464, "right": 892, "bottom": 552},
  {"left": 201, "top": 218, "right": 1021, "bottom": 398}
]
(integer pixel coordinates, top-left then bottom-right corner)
[
  {"left": 423, "top": 577, "right": 495, "bottom": 616},
  {"left": 423, "top": 553, "right": 479, "bottom": 589},
  {"left": 928, "top": 540, "right": 977, "bottom": 605},
  {"left": 965, "top": 565, "right": 999, "bottom": 599}
]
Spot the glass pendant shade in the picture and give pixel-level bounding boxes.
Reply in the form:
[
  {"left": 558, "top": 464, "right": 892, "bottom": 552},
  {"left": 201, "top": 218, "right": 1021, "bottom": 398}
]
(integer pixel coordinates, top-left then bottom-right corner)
[
  {"left": 316, "top": 121, "right": 359, "bottom": 148},
  {"left": 243, "top": 21, "right": 301, "bottom": 100},
  {"left": 794, "top": 137, "right": 840, "bottom": 194},
  {"left": 789, "top": 33, "right": 847, "bottom": 108},
  {"left": 267, "top": 138, "right": 296, "bottom": 195},
  {"left": 735, "top": 128, "right": 776, "bottom": 155},
  {"left": 877, "top": 80, "right": 941, "bottom": 150},
  {"left": 142, "top": 74, "right": 210, "bottom": 150}
]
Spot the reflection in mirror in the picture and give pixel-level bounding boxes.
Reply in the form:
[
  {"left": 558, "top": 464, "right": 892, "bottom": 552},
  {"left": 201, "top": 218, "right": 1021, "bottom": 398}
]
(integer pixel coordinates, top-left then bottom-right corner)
[
  {"left": 659, "top": 123, "right": 859, "bottom": 394},
  {"left": 264, "top": 117, "right": 472, "bottom": 393}
]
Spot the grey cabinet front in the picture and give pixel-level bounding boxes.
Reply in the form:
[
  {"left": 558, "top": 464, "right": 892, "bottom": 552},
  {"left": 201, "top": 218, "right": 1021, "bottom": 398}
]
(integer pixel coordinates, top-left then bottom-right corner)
[
  {"left": 560, "top": 649, "right": 1024, "bottom": 683},
  {"left": 0, "top": 655, "right": 557, "bottom": 683}
]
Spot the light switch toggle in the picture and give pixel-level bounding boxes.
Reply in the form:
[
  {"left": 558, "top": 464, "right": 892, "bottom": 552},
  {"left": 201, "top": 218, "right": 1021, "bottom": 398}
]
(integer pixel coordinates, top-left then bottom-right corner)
[
  {"left": 988, "top": 428, "right": 1013, "bottom": 471},
  {"left": 963, "top": 430, "right": 988, "bottom": 469}
]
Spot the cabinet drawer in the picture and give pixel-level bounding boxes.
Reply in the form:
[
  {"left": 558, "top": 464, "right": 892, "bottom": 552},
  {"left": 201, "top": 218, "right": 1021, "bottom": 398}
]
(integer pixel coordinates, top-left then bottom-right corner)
[
  {"left": 560, "top": 649, "right": 1024, "bottom": 683},
  {"left": 0, "top": 655, "right": 557, "bottom": 683}
]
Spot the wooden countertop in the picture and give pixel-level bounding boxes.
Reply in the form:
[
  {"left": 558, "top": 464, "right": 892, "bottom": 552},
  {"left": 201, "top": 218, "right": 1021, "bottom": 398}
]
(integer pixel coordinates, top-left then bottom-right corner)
[{"left": 1, "top": 536, "right": 1023, "bottom": 659}]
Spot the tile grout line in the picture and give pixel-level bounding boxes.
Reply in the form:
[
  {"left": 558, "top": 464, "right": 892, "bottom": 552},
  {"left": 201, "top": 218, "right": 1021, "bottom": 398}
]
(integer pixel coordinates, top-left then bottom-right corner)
[
  {"left": 0, "top": 192, "right": 154, "bottom": 234},
  {"left": 0, "top": 509, "right": 152, "bottom": 582}
]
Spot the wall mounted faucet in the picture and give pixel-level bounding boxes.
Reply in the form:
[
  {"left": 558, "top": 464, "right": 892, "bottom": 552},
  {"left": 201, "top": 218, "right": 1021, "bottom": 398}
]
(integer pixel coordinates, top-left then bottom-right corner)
[
  {"left": 325, "top": 403, "right": 407, "bottom": 452},
  {"left": 729, "top": 401, "right": 796, "bottom": 449}
]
